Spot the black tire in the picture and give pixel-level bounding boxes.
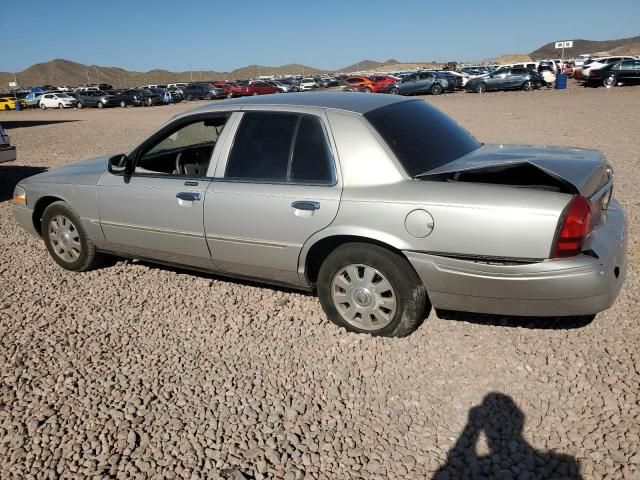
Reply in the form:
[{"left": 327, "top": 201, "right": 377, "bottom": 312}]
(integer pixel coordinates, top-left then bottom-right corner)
[
  {"left": 431, "top": 84, "right": 443, "bottom": 95},
  {"left": 40, "top": 103, "right": 47, "bottom": 110},
  {"left": 41, "top": 201, "right": 104, "bottom": 272},
  {"left": 522, "top": 80, "right": 533, "bottom": 91},
  {"left": 58, "top": 103, "right": 64, "bottom": 109},
  {"left": 603, "top": 75, "right": 616, "bottom": 88},
  {"left": 389, "top": 87, "right": 400, "bottom": 95},
  {"left": 226, "top": 92, "right": 234, "bottom": 99},
  {"left": 475, "top": 82, "right": 487, "bottom": 93},
  {"left": 360, "top": 86, "right": 372, "bottom": 93},
  {"left": 186, "top": 94, "right": 193, "bottom": 101},
  {"left": 317, "top": 243, "right": 428, "bottom": 337},
  {"left": 77, "top": 102, "right": 84, "bottom": 109},
  {"left": 97, "top": 101, "right": 104, "bottom": 109},
  {"left": 120, "top": 100, "right": 127, "bottom": 108}
]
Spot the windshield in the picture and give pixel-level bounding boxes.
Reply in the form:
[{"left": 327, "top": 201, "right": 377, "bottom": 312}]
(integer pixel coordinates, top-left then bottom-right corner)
[{"left": 365, "top": 100, "right": 481, "bottom": 177}]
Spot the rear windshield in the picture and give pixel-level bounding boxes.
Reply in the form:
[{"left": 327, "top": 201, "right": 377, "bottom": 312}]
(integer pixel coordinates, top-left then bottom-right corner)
[{"left": 365, "top": 100, "right": 481, "bottom": 177}]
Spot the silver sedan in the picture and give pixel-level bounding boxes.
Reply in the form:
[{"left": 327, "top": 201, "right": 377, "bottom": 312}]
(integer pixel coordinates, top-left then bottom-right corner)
[{"left": 12, "top": 93, "right": 627, "bottom": 337}]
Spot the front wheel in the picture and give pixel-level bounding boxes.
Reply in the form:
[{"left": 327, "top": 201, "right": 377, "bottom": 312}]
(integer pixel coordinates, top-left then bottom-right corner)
[
  {"left": 360, "top": 87, "right": 372, "bottom": 93},
  {"left": 522, "top": 80, "right": 533, "bottom": 91},
  {"left": 40, "top": 103, "right": 47, "bottom": 110},
  {"left": 120, "top": 101, "right": 127, "bottom": 108},
  {"left": 58, "top": 103, "right": 64, "bottom": 109},
  {"left": 42, "top": 202, "right": 103, "bottom": 272},
  {"left": 603, "top": 75, "right": 616, "bottom": 88},
  {"left": 317, "top": 243, "right": 428, "bottom": 337},
  {"left": 389, "top": 87, "right": 400, "bottom": 95},
  {"left": 431, "top": 84, "right": 443, "bottom": 95},
  {"left": 226, "top": 92, "right": 234, "bottom": 99},
  {"left": 475, "top": 82, "right": 487, "bottom": 93},
  {"left": 97, "top": 101, "right": 104, "bottom": 109},
  {"left": 77, "top": 102, "right": 84, "bottom": 109}
]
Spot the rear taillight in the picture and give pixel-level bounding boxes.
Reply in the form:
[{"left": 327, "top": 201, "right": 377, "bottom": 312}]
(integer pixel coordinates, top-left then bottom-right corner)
[
  {"left": 551, "top": 195, "right": 592, "bottom": 258},
  {"left": 589, "top": 70, "right": 599, "bottom": 77}
]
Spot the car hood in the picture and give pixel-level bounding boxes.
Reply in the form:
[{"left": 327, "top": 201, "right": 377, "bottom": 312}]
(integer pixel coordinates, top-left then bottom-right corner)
[
  {"left": 21, "top": 155, "right": 109, "bottom": 186},
  {"left": 418, "top": 144, "right": 610, "bottom": 197}
]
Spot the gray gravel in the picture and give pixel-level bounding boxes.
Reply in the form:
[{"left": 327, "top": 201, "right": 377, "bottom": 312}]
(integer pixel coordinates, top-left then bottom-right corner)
[{"left": 1, "top": 85, "right": 639, "bottom": 479}]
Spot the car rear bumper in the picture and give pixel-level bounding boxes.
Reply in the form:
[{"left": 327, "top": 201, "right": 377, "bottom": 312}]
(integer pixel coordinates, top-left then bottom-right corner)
[
  {"left": 405, "top": 200, "right": 627, "bottom": 317},
  {"left": 0, "top": 146, "right": 16, "bottom": 164}
]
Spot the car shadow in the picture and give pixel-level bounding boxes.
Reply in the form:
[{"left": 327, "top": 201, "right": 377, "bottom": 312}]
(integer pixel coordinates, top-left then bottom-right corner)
[
  {"left": 0, "top": 165, "right": 47, "bottom": 202},
  {"left": 435, "top": 393, "right": 582, "bottom": 479},
  {"left": 1, "top": 120, "right": 79, "bottom": 129},
  {"left": 436, "top": 309, "right": 595, "bottom": 329}
]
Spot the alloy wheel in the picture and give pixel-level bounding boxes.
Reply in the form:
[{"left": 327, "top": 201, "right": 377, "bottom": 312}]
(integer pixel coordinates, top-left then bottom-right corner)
[
  {"left": 330, "top": 264, "right": 397, "bottom": 331},
  {"left": 48, "top": 215, "right": 82, "bottom": 263}
]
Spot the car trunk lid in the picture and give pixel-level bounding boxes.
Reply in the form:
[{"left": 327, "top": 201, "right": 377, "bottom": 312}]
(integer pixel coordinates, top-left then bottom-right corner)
[{"left": 416, "top": 144, "right": 611, "bottom": 198}]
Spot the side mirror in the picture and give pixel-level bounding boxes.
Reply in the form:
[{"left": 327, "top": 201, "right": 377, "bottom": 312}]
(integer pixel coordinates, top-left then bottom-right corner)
[{"left": 108, "top": 154, "right": 132, "bottom": 175}]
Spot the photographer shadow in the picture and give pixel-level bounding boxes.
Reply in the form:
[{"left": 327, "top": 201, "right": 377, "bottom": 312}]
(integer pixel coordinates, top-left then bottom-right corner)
[{"left": 435, "top": 393, "right": 582, "bottom": 480}]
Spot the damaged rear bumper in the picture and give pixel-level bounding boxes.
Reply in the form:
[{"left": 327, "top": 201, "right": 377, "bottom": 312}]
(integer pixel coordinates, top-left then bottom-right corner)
[{"left": 405, "top": 200, "right": 627, "bottom": 317}]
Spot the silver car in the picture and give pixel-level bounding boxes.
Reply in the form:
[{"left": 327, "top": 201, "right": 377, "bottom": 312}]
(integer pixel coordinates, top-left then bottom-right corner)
[{"left": 12, "top": 93, "right": 627, "bottom": 337}]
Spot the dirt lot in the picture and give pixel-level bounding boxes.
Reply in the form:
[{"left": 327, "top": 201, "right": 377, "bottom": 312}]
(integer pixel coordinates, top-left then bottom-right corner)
[{"left": 1, "top": 85, "right": 639, "bottom": 480}]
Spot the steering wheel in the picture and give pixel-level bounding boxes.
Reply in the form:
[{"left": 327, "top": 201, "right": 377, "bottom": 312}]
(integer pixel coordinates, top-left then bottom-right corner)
[{"left": 175, "top": 151, "right": 184, "bottom": 175}]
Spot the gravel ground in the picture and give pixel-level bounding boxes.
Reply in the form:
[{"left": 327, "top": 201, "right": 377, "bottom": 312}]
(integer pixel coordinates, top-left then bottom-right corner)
[{"left": 1, "top": 85, "right": 639, "bottom": 480}]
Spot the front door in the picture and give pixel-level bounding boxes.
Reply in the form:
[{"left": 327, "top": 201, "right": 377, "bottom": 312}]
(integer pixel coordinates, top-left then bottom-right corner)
[
  {"left": 98, "top": 114, "right": 230, "bottom": 268},
  {"left": 204, "top": 110, "right": 341, "bottom": 285}
]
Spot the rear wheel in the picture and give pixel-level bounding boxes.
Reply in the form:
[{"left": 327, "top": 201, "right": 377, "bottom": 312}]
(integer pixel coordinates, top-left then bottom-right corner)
[
  {"left": 42, "top": 202, "right": 103, "bottom": 272},
  {"left": 431, "top": 84, "right": 443, "bottom": 95},
  {"left": 120, "top": 100, "right": 127, "bottom": 108},
  {"left": 522, "top": 80, "right": 533, "bottom": 91},
  {"left": 475, "top": 82, "right": 487, "bottom": 93},
  {"left": 186, "top": 94, "right": 193, "bottom": 101},
  {"left": 40, "top": 103, "right": 47, "bottom": 110},
  {"left": 252, "top": 92, "right": 259, "bottom": 96},
  {"left": 317, "top": 243, "right": 428, "bottom": 337},
  {"left": 58, "top": 103, "right": 64, "bottom": 109},
  {"left": 97, "top": 101, "right": 104, "bottom": 109},
  {"left": 389, "top": 87, "right": 400, "bottom": 95},
  {"left": 77, "top": 102, "right": 84, "bottom": 109},
  {"left": 360, "top": 86, "right": 372, "bottom": 93},
  {"left": 603, "top": 75, "right": 616, "bottom": 88},
  {"left": 226, "top": 92, "right": 234, "bottom": 99}
]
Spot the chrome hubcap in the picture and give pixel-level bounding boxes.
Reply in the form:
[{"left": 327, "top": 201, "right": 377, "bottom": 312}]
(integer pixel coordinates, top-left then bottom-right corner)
[
  {"left": 331, "top": 264, "right": 397, "bottom": 331},
  {"left": 48, "top": 215, "right": 81, "bottom": 262}
]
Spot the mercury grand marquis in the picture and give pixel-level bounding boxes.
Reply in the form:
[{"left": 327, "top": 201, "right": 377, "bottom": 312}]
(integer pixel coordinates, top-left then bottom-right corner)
[{"left": 13, "top": 93, "right": 627, "bottom": 337}]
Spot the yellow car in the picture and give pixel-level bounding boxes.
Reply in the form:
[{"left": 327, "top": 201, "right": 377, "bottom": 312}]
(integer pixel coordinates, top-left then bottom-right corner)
[{"left": 0, "top": 97, "right": 27, "bottom": 111}]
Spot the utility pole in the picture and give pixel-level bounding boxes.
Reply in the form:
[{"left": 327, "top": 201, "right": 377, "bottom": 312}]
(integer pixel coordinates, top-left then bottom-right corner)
[{"left": 85, "top": 65, "right": 90, "bottom": 85}]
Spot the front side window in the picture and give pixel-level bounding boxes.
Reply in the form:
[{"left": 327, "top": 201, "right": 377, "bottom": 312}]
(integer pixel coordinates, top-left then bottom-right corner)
[
  {"left": 225, "top": 112, "right": 334, "bottom": 184},
  {"left": 135, "top": 116, "right": 228, "bottom": 176}
]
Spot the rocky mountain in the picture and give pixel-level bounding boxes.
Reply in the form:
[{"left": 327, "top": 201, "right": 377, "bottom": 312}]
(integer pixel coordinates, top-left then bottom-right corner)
[{"left": 529, "top": 35, "right": 640, "bottom": 59}]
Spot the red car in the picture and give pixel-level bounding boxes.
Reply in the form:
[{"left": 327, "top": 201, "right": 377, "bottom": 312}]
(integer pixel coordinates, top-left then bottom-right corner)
[
  {"left": 213, "top": 81, "right": 243, "bottom": 99},
  {"left": 227, "top": 81, "right": 279, "bottom": 98},
  {"left": 371, "top": 75, "right": 399, "bottom": 91}
]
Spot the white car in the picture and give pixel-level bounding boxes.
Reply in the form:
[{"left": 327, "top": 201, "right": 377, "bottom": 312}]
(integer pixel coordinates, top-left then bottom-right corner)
[
  {"left": 39, "top": 93, "right": 78, "bottom": 109},
  {"left": 167, "top": 83, "right": 188, "bottom": 88},
  {"left": 299, "top": 78, "right": 317, "bottom": 91},
  {"left": 0, "top": 125, "right": 16, "bottom": 164}
]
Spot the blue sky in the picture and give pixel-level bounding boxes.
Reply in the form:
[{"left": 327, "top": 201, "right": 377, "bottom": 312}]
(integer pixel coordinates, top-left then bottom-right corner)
[{"left": 5, "top": 0, "right": 639, "bottom": 72}]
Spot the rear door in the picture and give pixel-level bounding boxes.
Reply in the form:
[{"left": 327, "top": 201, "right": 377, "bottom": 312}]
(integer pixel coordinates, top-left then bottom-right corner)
[{"left": 204, "top": 109, "right": 341, "bottom": 285}]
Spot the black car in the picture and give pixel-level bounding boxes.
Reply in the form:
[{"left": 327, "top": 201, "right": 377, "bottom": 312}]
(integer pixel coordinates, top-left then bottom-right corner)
[
  {"left": 584, "top": 59, "right": 640, "bottom": 87},
  {"left": 72, "top": 90, "right": 121, "bottom": 109},
  {"left": 465, "top": 67, "right": 543, "bottom": 93},
  {"left": 137, "top": 90, "right": 164, "bottom": 107},
  {"left": 112, "top": 89, "right": 144, "bottom": 107},
  {"left": 182, "top": 83, "right": 225, "bottom": 101}
]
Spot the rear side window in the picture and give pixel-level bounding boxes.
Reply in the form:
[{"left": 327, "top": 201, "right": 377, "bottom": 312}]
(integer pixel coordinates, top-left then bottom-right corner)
[
  {"left": 225, "top": 112, "right": 334, "bottom": 184},
  {"left": 365, "top": 100, "right": 481, "bottom": 177}
]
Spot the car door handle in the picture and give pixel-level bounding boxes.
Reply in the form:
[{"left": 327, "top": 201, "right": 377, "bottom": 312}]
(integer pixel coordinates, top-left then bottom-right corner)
[
  {"left": 176, "top": 192, "right": 201, "bottom": 201},
  {"left": 291, "top": 200, "right": 320, "bottom": 211}
]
